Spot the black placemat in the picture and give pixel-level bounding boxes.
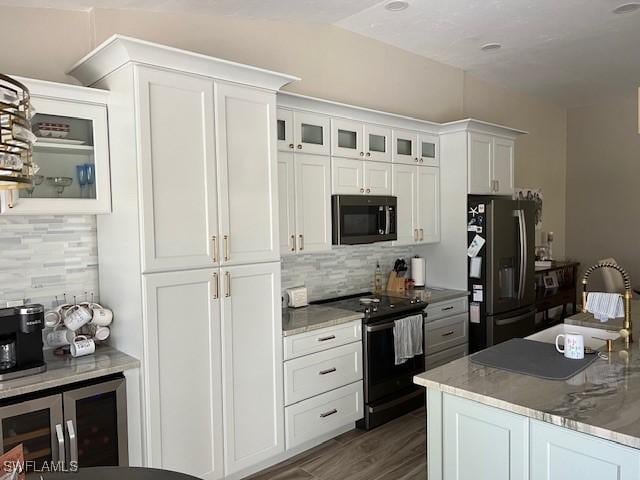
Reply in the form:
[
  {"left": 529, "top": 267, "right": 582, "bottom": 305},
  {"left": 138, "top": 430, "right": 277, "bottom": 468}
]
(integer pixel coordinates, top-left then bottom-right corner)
[{"left": 470, "top": 338, "right": 599, "bottom": 380}]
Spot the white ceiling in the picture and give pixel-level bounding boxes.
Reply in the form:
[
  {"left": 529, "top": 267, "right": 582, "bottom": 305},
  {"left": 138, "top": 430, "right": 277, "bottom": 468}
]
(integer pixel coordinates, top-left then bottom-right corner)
[{"left": 3, "top": 0, "right": 640, "bottom": 106}]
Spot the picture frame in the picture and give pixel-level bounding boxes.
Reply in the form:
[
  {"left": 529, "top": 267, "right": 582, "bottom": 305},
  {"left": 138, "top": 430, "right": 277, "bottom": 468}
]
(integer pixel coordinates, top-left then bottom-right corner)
[{"left": 543, "top": 271, "right": 559, "bottom": 289}]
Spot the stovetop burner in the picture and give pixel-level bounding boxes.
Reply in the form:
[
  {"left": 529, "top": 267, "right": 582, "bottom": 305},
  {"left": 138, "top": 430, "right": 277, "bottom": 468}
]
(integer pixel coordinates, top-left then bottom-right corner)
[{"left": 311, "top": 292, "right": 426, "bottom": 322}]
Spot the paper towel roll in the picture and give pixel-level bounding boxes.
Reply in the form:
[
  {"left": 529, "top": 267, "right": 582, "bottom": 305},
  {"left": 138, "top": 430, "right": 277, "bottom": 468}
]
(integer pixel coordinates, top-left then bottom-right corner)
[{"left": 411, "top": 257, "right": 425, "bottom": 287}]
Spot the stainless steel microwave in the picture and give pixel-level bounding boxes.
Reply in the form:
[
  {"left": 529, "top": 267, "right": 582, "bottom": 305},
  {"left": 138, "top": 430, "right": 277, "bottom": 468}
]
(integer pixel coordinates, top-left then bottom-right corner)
[{"left": 332, "top": 195, "right": 397, "bottom": 245}]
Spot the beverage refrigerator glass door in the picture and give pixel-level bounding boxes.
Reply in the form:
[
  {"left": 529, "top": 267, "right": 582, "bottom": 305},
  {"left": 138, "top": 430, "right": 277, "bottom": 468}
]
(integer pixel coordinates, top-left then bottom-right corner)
[{"left": 332, "top": 195, "right": 397, "bottom": 245}]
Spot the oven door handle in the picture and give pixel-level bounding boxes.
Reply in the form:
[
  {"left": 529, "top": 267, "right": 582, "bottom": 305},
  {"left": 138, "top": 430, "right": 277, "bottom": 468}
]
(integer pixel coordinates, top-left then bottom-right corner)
[{"left": 366, "top": 321, "right": 395, "bottom": 332}]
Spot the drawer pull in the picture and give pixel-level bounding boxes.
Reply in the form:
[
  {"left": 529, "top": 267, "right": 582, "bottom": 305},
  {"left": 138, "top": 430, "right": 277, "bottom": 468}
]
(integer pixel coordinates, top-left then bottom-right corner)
[
  {"left": 318, "top": 367, "right": 337, "bottom": 375},
  {"left": 317, "top": 335, "right": 336, "bottom": 342},
  {"left": 320, "top": 409, "right": 338, "bottom": 418},
  {"left": 441, "top": 330, "right": 455, "bottom": 337},
  {"left": 442, "top": 306, "right": 454, "bottom": 311}
]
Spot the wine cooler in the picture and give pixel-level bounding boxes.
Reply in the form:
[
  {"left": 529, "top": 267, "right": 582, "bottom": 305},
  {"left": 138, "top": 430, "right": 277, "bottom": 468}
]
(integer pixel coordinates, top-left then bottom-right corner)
[{"left": 0, "top": 374, "right": 127, "bottom": 471}]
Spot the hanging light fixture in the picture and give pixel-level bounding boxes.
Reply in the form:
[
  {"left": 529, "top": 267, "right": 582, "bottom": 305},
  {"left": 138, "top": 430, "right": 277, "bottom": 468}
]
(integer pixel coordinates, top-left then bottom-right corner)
[{"left": 0, "top": 74, "right": 37, "bottom": 190}]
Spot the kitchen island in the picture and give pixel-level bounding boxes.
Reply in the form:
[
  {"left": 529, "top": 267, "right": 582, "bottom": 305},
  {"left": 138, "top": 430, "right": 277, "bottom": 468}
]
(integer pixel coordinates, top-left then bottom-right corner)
[{"left": 414, "top": 311, "right": 640, "bottom": 479}]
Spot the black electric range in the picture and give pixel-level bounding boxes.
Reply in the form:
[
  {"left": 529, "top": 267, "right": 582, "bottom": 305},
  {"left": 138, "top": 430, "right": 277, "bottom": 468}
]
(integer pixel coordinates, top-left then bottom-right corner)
[
  {"left": 311, "top": 292, "right": 427, "bottom": 430},
  {"left": 311, "top": 292, "right": 426, "bottom": 323}
]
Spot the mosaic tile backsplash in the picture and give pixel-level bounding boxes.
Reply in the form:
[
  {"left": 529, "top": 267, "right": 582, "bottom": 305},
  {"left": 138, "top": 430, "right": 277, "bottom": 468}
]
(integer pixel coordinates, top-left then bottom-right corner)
[
  {"left": 281, "top": 244, "right": 426, "bottom": 302},
  {"left": 0, "top": 216, "right": 99, "bottom": 309}
]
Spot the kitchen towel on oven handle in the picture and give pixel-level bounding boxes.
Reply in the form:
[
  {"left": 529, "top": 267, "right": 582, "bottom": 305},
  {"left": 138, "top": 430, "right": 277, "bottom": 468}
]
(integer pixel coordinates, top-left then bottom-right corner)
[{"left": 393, "top": 314, "right": 424, "bottom": 365}]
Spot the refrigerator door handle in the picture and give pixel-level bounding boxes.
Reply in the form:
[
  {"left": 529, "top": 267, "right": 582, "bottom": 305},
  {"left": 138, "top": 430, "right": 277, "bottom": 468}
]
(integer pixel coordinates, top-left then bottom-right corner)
[{"left": 517, "top": 209, "right": 527, "bottom": 300}]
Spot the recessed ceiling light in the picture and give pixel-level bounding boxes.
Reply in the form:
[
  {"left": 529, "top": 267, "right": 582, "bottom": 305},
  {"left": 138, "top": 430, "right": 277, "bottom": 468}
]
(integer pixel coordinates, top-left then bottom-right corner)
[
  {"left": 481, "top": 43, "right": 502, "bottom": 52},
  {"left": 385, "top": 1, "right": 409, "bottom": 12},
  {"left": 613, "top": 2, "right": 640, "bottom": 14}
]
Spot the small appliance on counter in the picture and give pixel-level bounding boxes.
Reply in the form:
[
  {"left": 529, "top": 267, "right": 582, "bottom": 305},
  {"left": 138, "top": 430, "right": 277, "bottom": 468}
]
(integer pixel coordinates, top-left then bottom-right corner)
[
  {"left": 286, "top": 286, "right": 308, "bottom": 308},
  {"left": 0, "top": 305, "right": 46, "bottom": 380}
]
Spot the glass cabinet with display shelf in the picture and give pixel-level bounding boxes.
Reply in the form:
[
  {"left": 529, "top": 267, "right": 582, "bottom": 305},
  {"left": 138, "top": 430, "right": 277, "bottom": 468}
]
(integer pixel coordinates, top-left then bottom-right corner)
[{"left": 0, "top": 77, "right": 111, "bottom": 215}]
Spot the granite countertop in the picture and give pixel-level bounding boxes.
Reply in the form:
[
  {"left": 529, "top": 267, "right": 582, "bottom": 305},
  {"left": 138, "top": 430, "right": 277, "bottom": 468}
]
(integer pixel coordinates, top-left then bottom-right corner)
[
  {"left": 414, "top": 310, "right": 640, "bottom": 449},
  {"left": 0, "top": 345, "right": 139, "bottom": 400},
  {"left": 282, "top": 305, "right": 363, "bottom": 336},
  {"left": 395, "top": 287, "right": 468, "bottom": 304}
]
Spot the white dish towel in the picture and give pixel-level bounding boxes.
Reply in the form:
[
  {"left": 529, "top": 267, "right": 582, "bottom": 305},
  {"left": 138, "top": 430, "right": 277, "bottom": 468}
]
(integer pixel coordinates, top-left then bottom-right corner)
[
  {"left": 585, "top": 292, "right": 625, "bottom": 322},
  {"left": 393, "top": 314, "right": 424, "bottom": 365}
]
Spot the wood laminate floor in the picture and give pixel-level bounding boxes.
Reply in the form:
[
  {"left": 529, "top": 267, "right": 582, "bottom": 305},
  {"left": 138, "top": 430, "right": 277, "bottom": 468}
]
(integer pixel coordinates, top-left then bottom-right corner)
[{"left": 247, "top": 409, "right": 426, "bottom": 480}]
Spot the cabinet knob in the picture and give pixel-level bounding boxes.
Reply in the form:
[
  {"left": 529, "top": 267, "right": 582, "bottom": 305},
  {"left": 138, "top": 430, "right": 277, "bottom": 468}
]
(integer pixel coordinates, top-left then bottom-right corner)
[
  {"left": 366, "top": 152, "right": 371, "bottom": 157},
  {"left": 366, "top": 188, "right": 371, "bottom": 194},
  {"left": 289, "top": 143, "right": 294, "bottom": 149},
  {"left": 360, "top": 152, "right": 364, "bottom": 157},
  {"left": 360, "top": 188, "right": 365, "bottom": 193},
  {"left": 420, "top": 158, "right": 424, "bottom": 163},
  {"left": 414, "top": 158, "right": 419, "bottom": 163},
  {"left": 297, "top": 144, "right": 302, "bottom": 149}
]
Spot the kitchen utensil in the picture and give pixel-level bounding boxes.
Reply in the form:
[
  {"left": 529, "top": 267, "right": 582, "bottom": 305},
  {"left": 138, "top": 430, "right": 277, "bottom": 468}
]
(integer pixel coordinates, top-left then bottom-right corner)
[
  {"left": 91, "top": 307, "right": 113, "bottom": 327},
  {"left": 63, "top": 304, "right": 92, "bottom": 331}
]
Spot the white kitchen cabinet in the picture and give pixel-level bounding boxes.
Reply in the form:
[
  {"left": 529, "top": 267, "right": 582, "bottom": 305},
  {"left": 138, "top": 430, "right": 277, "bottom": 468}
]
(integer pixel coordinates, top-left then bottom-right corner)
[
  {"left": 331, "top": 157, "right": 364, "bottom": 194},
  {"left": 468, "top": 132, "right": 515, "bottom": 196},
  {"left": 492, "top": 137, "right": 515, "bottom": 195},
  {"left": 136, "top": 67, "right": 218, "bottom": 273},
  {"left": 392, "top": 164, "right": 440, "bottom": 245},
  {"left": 530, "top": 420, "right": 640, "bottom": 480},
  {"left": 364, "top": 124, "right": 392, "bottom": 162},
  {"left": 0, "top": 78, "right": 111, "bottom": 215},
  {"left": 279, "top": 152, "right": 331, "bottom": 255},
  {"left": 392, "top": 163, "right": 418, "bottom": 245},
  {"left": 331, "top": 158, "right": 391, "bottom": 195},
  {"left": 417, "top": 166, "right": 440, "bottom": 243},
  {"left": 443, "top": 394, "right": 529, "bottom": 480},
  {"left": 294, "top": 154, "right": 332, "bottom": 253},
  {"left": 215, "top": 82, "right": 279, "bottom": 265},
  {"left": 392, "top": 129, "right": 419, "bottom": 165},
  {"left": 418, "top": 132, "right": 439, "bottom": 167},
  {"left": 292, "top": 111, "right": 330, "bottom": 156},
  {"left": 331, "top": 118, "right": 363, "bottom": 159},
  {"left": 277, "top": 108, "right": 294, "bottom": 152},
  {"left": 363, "top": 161, "right": 392, "bottom": 195},
  {"left": 143, "top": 269, "right": 224, "bottom": 480},
  {"left": 278, "top": 152, "right": 296, "bottom": 254},
  {"left": 220, "top": 262, "right": 284, "bottom": 475}
]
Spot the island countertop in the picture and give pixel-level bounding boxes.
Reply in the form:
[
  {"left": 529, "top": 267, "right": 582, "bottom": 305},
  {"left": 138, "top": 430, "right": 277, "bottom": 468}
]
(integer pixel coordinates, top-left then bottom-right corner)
[
  {"left": 0, "top": 345, "right": 139, "bottom": 400},
  {"left": 414, "top": 311, "right": 640, "bottom": 449}
]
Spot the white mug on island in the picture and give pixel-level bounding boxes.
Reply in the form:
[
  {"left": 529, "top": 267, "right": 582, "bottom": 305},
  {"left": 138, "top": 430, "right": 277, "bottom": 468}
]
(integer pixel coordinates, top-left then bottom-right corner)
[{"left": 555, "top": 333, "right": 585, "bottom": 360}]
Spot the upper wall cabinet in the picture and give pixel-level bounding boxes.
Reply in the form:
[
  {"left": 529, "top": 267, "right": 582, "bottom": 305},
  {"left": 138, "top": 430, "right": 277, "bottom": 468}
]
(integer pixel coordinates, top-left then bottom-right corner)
[
  {"left": 282, "top": 110, "right": 330, "bottom": 156},
  {"left": 418, "top": 133, "right": 439, "bottom": 167},
  {"left": 392, "top": 129, "right": 418, "bottom": 165},
  {"left": 330, "top": 119, "right": 392, "bottom": 162},
  {"left": 468, "top": 132, "right": 514, "bottom": 196},
  {"left": 0, "top": 78, "right": 111, "bottom": 215}
]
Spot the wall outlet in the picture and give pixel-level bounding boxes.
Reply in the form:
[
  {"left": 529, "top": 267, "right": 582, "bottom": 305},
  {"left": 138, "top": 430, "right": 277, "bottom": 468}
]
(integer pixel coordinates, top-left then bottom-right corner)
[{"left": 5, "top": 299, "right": 25, "bottom": 308}]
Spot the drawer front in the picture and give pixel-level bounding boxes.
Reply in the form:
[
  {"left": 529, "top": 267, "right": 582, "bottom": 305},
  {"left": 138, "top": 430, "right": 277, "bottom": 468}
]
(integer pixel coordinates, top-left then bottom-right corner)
[
  {"left": 425, "top": 312, "right": 468, "bottom": 355},
  {"left": 284, "top": 320, "right": 362, "bottom": 360},
  {"left": 425, "top": 296, "right": 468, "bottom": 322},
  {"left": 285, "top": 342, "right": 362, "bottom": 406},
  {"left": 425, "top": 343, "right": 468, "bottom": 371},
  {"left": 285, "top": 381, "right": 363, "bottom": 450}
]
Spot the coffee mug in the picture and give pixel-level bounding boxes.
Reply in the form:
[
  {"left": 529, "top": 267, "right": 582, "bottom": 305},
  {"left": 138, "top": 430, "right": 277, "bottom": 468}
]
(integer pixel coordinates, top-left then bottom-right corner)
[
  {"left": 91, "top": 308, "right": 113, "bottom": 327},
  {"left": 86, "top": 324, "right": 110, "bottom": 341},
  {"left": 556, "top": 333, "right": 585, "bottom": 360},
  {"left": 44, "top": 310, "right": 62, "bottom": 328},
  {"left": 46, "top": 326, "right": 75, "bottom": 347},
  {"left": 70, "top": 335, "right": 95, "bottom": 358},
  {"left": 63, "top": 305, "right": 93, "bottom": 331}
]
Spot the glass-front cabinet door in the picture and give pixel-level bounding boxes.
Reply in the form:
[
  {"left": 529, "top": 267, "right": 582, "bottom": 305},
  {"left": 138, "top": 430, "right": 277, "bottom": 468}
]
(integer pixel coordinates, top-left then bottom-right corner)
[
  {"left": 392, "top": 129, "right": 418, "bottom": 165},
  {"left": 0, "top": 79, "right": 111, "bottom": 215},
  {"left": 418, "top": 133, "right": 439, "bottom": 167},
  {"left": 331, "top": 118, "right": 363, "bottom": 159},
  {"left": 0, "top": 395, "right": 64, "bottom": 472},
  {"left": 292, "top": 111, "right": 330, "bottom": 156},
  {"left": 364, "top": 124, "right": 391, "bottom": 162},
  {"left": 277, "top": 108, "right": 294, "bottom": 152},
  {"left": 62, "top": 378, "right": 128, "bottom": 468}
]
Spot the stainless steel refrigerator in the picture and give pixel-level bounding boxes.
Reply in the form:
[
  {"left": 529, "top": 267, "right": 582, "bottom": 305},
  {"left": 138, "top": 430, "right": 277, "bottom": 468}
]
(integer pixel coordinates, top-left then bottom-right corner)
[{"left": 467, "top": 196, "right": 536, "bottom": 352}]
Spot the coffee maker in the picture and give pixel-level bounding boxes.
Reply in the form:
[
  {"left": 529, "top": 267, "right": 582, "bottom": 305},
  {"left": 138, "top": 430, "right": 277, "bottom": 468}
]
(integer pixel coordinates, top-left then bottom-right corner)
[{"left": 0, "top": 305, "right": 46, "bottom": 380}]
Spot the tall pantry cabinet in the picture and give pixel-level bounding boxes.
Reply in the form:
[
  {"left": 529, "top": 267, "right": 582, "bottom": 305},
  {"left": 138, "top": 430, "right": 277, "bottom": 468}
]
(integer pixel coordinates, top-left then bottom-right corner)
[{"left": 70, "top": 36, "right": 298, "bottom": 480}]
